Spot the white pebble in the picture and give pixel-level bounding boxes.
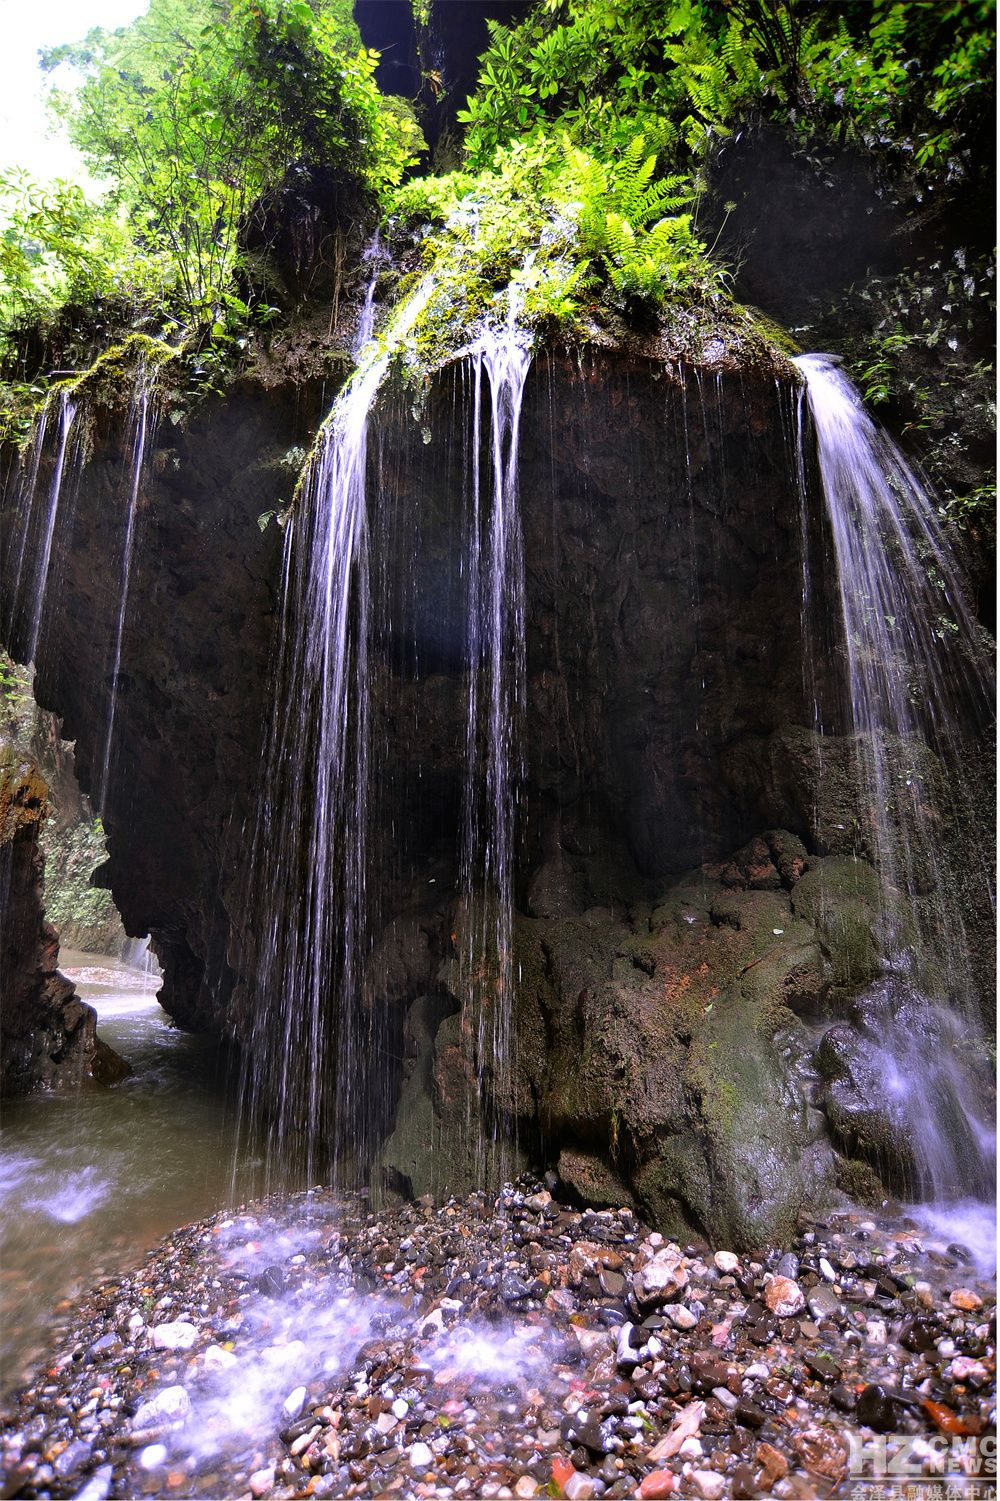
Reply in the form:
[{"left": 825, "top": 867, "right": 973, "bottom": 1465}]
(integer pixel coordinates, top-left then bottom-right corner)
[
  {"left": 392, "top": 1398, "right": 409, "bottom": 1420},
  {"left": 203, "top": 1344, "right": 238, "bottom": 1371},
  {"left": 409, "top": 1441, "right": 433, "bottom": 1469},
  {"left": 132, "top": 1385, "right": 191, "bottom": 1431},
  {"left": 151, "top": 1320, "right": 198, "bottom": 1351},
  {"left": 249, "top": 1467, "right": 275, "bottom": 1498},
  {"left": 139, "top": 1444, "right": 167, "bottom": 1471},
  {"left": 714, "top": 1252, "right": 739, "bottom": 1274},
  {"left": 819, "top": 1258, "right": 836, "bottom": 1282},
  {"left": 282, "top": 1385, "right": 308, "bottom": 1421},
  {"left": 689, "top": 1471, "right": 727, "bottom": 1500}
]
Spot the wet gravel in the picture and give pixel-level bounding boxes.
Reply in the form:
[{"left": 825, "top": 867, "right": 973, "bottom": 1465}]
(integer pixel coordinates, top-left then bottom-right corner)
[{"left": 0, "top": 1180, "right": 994, "bottom": 1499}]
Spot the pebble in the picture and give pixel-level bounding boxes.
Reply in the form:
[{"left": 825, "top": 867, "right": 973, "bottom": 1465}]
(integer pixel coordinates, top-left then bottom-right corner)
[
  {"left": 0, "top": 1180, "right": 992, "bottom": 1501},
  {"left": 132, "top": 1384, "right": 191, "bottom": 1430},
  {"left": 53, "top": 1439, "right": 91, "bottom": 1477},
  {"left": 249, "top": 1465, "right": 275, "bottom": 1497},
  {"left": 151, "top": 1320, "right": 198, "bottom": 1351},
  {"left": 689, "top": 1468, "right": 727, "bottom": 1498},
  {"left": 639, "top": 1467, "right": 675, "bottom": 1497},
  {"left": 949, "top": 1287, "right": 983, "bottom": 1311},
  {"left": 663, "top": 1302, "right": 698, "bottom": 1330},
  {"left": 72, "top": 1465, "right": 113, "bottom": 1501},
  {"left": 855, "top": 1382, "right": 898, "bottom": 1433},
  {"left": 281, "top": 1385, "right": 308, "bottom": 1421},
  {"left": 764, "top": 1275, "right": 805, "bottom": 1317},
  {"left": 634, "top": 1248, "right": 688, "bottom": 1306},
  {"left": 202, "top": 1343, "right": 238, "bottom": 1370}
]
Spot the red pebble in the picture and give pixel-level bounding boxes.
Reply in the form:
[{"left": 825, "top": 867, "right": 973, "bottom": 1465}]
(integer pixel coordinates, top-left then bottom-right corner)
[
  {"left": 640, "top": 1469, "right": 675, "bottom": 1498},
  {"left": 552, "top": 1455, "right": 576, "bottom": 1492}
]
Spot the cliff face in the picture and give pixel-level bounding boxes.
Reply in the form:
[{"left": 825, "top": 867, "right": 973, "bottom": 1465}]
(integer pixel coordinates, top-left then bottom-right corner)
[
  {"left": 4, "top": 373, "right": 329, "bottom": 1030},
  {"left": 2, "top": 656, "right": 128, "bottom": 957},
  {"left": 1, "top": 323, "right": 991, "bottom": 1242},
  {"left": 0, "top": 752, "right": 126, "bottom": 1093}
]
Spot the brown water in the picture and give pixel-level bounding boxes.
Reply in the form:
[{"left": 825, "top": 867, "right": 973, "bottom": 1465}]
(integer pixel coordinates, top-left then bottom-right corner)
[{"left": 0, "top": 952, "right": 266, "bottom": 1395}]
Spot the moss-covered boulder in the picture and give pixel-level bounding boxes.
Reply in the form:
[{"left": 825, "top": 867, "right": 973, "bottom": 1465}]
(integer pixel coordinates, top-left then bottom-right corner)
[{"left": 503, "top": 830, "right": 901, "bottom": 1249}]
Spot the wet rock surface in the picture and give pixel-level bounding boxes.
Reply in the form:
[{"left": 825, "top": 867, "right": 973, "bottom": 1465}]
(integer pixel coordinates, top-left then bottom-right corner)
[
  {"left": 0, "top": 1182, "right": 994, "bottom": 1500},
  {"left": 0, "top": 753, "right": 127, "bottom": 1094}
]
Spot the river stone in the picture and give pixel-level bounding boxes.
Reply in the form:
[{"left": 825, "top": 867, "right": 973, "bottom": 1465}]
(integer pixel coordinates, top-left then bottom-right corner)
[
  {"left": 282, "top": 1386, "right": 308, "bottom": 1421},
  {"left": 72, "top": 1465, "right": 113, "bottom": 1501},
  {"left": 663, "top": 1302, "right": 698, "bottom": 1330},
  {"left": 689, "top": 1470, "right": 727, "bottom": 1499},
  {"left": 203, "top": 1343, "right": 238, "bottom": 1370},
  {"left": 132, "top": 1384, "right": 191, "bottom": 1430},
  {"left": 53, "top": 1439, "right": 91, "bottom": 1478},
  {"left": 949, "top": 1288, "right": 983, "bottom": 1311},
  {"left": 765, "top": 1275, "right": 805, "bottom": 1317},
  {"left": 151, "top": 1319, "right": 198, "bottom": 1351},
  {"left": 634, "top": 1249, "right": 688, "bottom": 1306}
]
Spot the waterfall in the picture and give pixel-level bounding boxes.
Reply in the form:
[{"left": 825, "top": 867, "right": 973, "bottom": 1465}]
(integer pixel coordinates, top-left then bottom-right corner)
[
  {"left": 795, "top": 353, "right": 995, "bottom": 1207},
  {"left": 460, "top": 305, "right": 532, "bottom": 1180},
  {"left": 244, "top": 276, "right": 434, "bottom": 1181},
  {"left": 96, "top": 374, "right": 159, "bottom": 814},
  {"left": 2, "top": 391, "right": 84, "bottom": 665},
  {"left": 244, "top": 275, "right": 535, "bottom": 1188},
  {"left": 353, "top": 232, "right": 386, "bottom": 354}
]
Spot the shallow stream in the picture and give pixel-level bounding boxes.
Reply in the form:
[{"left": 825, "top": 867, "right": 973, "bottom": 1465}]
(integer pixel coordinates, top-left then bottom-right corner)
[{"left": 0, "top": 951, "right": 258, "bottom": 1394}]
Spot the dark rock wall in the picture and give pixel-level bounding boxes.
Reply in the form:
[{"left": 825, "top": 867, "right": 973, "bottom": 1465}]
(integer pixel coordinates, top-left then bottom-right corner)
[
  {"left": 2, "top": 378, "right": 327, "bottom": 1029},
  {"left": 0, "top": 754, "right": 125, "bottom": 1092},
  {"left": 1, "top": 335, "right": 992, "bottom": 1242}
]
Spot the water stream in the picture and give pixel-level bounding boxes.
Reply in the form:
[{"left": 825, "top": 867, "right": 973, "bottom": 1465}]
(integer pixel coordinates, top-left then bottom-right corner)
[
  {"left": 0, "top": 952, "right": 255, "bottom": 1395},
  {"left": 243, "top": 277, "right": 434, "bottom": 1182},
  {"left": 95, "top": 377, "right": 159, "bottom": 814},
  {"left": 1, "top": 391, "right": 86, "bottom": 664},
  {"left": 459, "top": 309, "right": 532, "bottom": 1182},
  {"left": 796, "top": 353, "right": 996, "bottom": 1208}
]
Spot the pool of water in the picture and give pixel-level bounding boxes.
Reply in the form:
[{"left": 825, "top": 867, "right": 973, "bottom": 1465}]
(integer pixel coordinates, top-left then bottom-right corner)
[{"left": 0, "top": 951, "right": 266, "bottom": 1394}]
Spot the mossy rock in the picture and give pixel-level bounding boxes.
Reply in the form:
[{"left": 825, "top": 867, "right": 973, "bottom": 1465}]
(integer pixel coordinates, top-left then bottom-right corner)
[
  {"left": 0, "top": 756, "right": 49, "bottom": 845},
  {"left": 790, "top": 855, "right": 885, "bottom": 989},
  {"left": 834, "top": 1153, "right": 888, "bottom": 1209}
]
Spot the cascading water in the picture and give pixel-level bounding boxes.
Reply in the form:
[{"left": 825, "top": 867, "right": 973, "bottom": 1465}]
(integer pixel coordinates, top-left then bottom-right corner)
[
  {"left": 96, "top": 373, "right": 159, "bottom": 813},
  {"left": 244, "top": 274, "right": 535, "bottom": 1189},
  {"left": 795, "top": 353, "right": 996, "bottom": 1210},
  {"left": 459, "top": 304, "right": 532, "bottom": 1181},
  {"left": 243, "top": 276, "right": 434, "bottom": 1182},
  {"left": 1, "top": 390, "right": 85, "bottom": 664}
]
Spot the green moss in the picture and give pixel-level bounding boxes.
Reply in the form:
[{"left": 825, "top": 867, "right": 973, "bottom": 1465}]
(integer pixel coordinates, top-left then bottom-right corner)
[
  {"left": 790, "top": 856, "right": 888, "bottom": 987},
  {"left": 64, "top": 333, "right": 177, "bottom": 405},
  {"left": 834, "top": 1154, "right": 888, "bottom": 1208},
  {"left": 745, "top": 306, "right": 803, "bottom": 357}
]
